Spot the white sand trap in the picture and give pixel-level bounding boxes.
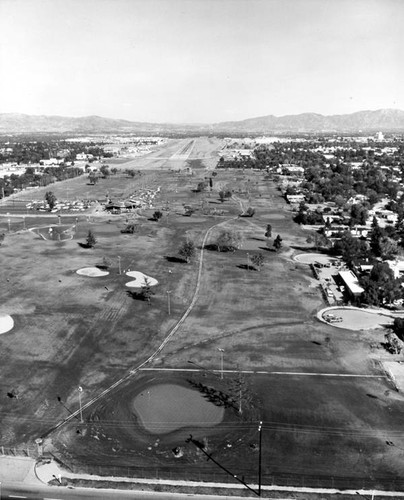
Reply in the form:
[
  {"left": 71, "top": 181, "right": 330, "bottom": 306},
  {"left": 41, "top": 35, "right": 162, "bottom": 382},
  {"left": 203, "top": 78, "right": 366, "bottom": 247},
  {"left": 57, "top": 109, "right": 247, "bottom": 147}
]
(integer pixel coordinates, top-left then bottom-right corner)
[
  {"left": 125, "top": 271, "right": 158, "bottom": 288},
  {"left": 0, "top": 314, "right": 14, "bottom": 334},
  {"left": 76, "top": 267, "right": 110, "bottom": 277}
]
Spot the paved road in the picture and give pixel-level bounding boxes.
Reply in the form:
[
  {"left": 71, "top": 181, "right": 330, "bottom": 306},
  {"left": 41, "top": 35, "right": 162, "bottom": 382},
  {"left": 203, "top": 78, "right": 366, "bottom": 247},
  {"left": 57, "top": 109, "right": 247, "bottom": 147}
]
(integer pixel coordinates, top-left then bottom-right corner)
[{"left": 0, "top": 482, "right": 282, "bottom": 500}]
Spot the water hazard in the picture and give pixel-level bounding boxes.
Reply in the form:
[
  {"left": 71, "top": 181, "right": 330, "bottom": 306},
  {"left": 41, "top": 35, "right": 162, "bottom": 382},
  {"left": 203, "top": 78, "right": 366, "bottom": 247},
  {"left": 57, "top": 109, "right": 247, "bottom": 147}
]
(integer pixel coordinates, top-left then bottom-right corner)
[{"left": 132, "top": 383, "right": 224, "bottom": 435}]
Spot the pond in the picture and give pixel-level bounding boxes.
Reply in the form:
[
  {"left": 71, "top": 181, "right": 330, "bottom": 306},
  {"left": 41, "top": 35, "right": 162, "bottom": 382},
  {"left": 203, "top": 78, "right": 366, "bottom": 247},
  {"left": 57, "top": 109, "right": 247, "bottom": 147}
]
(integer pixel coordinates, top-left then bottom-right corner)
[{"left": 132, "top": 383, "right": 225, "bottom": 435}]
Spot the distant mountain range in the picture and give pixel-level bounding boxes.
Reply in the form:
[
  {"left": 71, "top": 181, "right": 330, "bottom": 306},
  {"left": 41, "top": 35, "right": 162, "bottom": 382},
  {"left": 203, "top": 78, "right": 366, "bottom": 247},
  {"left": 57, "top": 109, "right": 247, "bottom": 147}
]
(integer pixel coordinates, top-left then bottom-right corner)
[{"left": 1, "top": 109, "right": 404, "bottom": 134}]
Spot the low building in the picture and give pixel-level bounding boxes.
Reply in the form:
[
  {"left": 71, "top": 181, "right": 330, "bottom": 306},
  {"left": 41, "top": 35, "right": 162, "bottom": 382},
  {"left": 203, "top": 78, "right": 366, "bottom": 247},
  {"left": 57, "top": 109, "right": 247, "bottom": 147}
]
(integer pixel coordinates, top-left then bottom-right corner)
[
  {"left": 386, "top": 260, "right": 404, "bottom": 279},
  {"left": 338, "top": 270, "right": 364, "bottom": 299},
  {"left": 286, "top": 194, "right": 305, "bottom": 205}
]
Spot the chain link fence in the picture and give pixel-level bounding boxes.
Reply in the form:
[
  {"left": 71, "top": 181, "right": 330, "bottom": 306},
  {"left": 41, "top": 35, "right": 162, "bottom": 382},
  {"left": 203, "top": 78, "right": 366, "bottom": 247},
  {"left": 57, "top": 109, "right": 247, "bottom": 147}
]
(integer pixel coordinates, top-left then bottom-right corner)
[{"left": 0, "top": 445, "right": 39, "bottom": 458}]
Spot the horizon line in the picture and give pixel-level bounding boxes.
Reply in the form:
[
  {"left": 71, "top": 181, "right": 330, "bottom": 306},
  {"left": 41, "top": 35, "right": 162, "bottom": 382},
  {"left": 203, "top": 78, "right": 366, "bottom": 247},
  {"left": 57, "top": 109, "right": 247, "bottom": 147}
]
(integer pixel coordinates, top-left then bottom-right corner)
[{"left": 1, "top": 107, "right": 403, "bottom": 126}]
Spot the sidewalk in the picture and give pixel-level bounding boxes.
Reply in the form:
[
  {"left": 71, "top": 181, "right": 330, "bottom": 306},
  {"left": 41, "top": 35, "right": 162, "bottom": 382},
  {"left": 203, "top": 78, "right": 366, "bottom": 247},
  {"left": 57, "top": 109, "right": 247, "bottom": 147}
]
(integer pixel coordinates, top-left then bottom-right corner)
[{"left": 3, "top": 456, "right": 404, "bottom": 499}]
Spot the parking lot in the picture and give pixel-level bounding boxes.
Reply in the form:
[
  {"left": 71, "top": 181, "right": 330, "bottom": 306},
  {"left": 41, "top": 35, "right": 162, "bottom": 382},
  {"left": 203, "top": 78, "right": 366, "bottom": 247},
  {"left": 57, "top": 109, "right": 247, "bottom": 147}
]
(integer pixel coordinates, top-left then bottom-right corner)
[{"left": 294, "top": 253, "right": 346, "bottom": 304}]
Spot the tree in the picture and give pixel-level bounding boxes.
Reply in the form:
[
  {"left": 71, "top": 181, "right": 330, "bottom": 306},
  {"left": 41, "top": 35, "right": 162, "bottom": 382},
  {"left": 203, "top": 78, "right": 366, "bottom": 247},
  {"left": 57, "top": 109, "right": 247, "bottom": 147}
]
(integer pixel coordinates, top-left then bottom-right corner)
[
  {"left": 88, "top": 172, "right": 99, "bottom": 185},
  {"left": 265, "top": 224, "right": 272, "bottom": 238},
  {"left": 179, "top": 240, "right": 196, "bottom": 263},
  {"left": 86, "top": 230, "right": 97, "bottom": 248},
  {"left": 384, "top": 332, "right": 403, "bottom": 354},
  {"left": 100, "top": 256, "right": 112, "bottom": 270},
  {"left": 219, "top": 191, "right": 226, "bottom": 203},
  {"left": 240, "top": 207, "right": 255, "bottom": 217},
  {"left": 121, "top": 223, "right": 138, "bottom": 234},
  {"left": 215, "top": 229, "right": 243, "bottom": 252},
  {"left": 251, "top": 253, "right": 265, "bottom": 271},
  {"left": 196, "top": 181, "right": 207, "bottom": 192},
  {"left": 393, "top": 318, "right": 404, "bottom": 341},
  {"left": 99, "top": 165, "right": 110, "bottom": 178},
  {"left": 152, "top": 210, "right": 163, "bottom": 221},
  {"left": 273, "top": 234, "right": 282, "bottom": 252},
  {"left": 332, "top": 232, "right": 368, "bottom": 266},
  {"left": 379, "top": 236, "right": 398, "bottom": 260},
  {"left": 141, "top": 277, "right": 155, "bottom": 304},
  {"left": 350, "top": 203, "right": 368, "bottom": 226},
  {"left": 306, "top": 231, "right": 330, "bottom": 251},
  {"left": 369, "top": 217, "right": 384, "bottom": 257},
  {"left": 45, "top": 191, "right": 57, "bottom": 211},
  {"left": 360, "top": 262, "right": 401, "bottom": 306}
]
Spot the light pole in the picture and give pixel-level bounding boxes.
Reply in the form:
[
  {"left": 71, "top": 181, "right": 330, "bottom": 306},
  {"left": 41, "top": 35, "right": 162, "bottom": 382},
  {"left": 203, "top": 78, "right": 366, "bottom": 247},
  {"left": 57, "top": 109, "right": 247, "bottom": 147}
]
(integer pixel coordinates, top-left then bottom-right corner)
[
  {"left": 166, "top": 290, "right": 172, "bottom": 315},
  {"left": 246, "top": 252, "right": 250, "bottom": 270},
  {"left": 258, "top": 420, "right": 263, "bottom": 497},
  {"left": 218, "top": 348, "right": 224, "bottom": 379},
  {"left": 78, "top": 386, "right": 83, "bottom": 423},
  {"left": 117, "top": 256, "right": 121, "bottom": 275}
]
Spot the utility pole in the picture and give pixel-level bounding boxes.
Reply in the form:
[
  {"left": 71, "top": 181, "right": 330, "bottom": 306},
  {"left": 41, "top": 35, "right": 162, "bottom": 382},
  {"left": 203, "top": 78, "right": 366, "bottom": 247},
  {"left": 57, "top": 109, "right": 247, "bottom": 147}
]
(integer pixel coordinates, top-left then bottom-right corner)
[
  {"left": 166, "top": 290, "right": 172, "bottom": 315},
  {"left": 258, "top": 421, "right": 263, "bottom": 497},
  {"left": 78, "top": 386, "right": 83, "bottom": 423},
  {"left": 218, "top": 348, "right": 224, "bottom": 379}
]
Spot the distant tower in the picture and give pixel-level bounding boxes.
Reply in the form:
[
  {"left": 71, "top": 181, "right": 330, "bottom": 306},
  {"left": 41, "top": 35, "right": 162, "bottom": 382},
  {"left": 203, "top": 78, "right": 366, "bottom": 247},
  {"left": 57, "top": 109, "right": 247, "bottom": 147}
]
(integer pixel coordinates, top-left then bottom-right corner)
[{"left": 376, "top": 131, "right": 384, "bottom": 141}]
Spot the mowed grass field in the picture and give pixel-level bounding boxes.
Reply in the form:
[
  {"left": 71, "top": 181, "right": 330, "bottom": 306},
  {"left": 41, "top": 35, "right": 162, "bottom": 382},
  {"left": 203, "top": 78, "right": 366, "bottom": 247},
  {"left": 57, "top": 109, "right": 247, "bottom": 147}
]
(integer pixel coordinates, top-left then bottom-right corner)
[{"left": 1, "top": 137, "right": 404, "bottom": 491}]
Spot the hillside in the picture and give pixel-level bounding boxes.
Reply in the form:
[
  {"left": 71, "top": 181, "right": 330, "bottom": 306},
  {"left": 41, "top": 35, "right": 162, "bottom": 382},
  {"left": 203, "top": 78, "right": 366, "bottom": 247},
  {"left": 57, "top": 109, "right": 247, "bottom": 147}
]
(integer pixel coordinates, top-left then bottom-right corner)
[
  {"left": 1, "top": 109, "right": 404, "bottom": 134},
  {"left": 212, "top": 109, "right": 404, "bottom": 133}
]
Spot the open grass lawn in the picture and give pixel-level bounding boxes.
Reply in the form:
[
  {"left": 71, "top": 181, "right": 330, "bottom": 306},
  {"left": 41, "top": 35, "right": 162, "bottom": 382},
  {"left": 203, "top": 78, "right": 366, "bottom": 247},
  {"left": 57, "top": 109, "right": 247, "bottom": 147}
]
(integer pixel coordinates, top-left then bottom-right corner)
[{"left": 1, "top": 137, "right": 404, "bottom": 491}]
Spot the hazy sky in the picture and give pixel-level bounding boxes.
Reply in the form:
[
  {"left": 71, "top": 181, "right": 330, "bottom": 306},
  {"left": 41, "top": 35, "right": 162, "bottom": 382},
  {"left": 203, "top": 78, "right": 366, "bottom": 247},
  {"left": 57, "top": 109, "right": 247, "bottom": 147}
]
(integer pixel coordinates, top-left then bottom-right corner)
[{"left": 0, "top": 0, "right": 403, "bottom": 123}]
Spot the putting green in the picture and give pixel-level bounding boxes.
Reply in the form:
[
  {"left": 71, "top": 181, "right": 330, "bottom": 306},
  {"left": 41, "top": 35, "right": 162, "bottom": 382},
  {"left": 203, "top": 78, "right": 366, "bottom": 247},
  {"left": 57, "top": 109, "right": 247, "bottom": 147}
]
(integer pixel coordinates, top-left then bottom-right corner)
[
  {"left": 0, "top": 314, "right": 14, "bottom": 334},
  {"left": 132, "top": 383, "right": 224, "bottom": 435}
]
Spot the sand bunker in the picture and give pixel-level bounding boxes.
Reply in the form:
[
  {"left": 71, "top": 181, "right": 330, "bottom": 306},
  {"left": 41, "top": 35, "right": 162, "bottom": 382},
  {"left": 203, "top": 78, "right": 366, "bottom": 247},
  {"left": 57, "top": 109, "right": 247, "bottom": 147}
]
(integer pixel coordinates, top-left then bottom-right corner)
[
  {"left": 0, "top": 314, "right": 14, "bottom": 334},
  {"left": 76, "top": 267, "right": 109, "bottom": 277},
  {"left": 30, "top": 225, "right": 73, "bottom": 241},
  {"left": 125, "top": 271, "right": 158, "bottom": 288}
]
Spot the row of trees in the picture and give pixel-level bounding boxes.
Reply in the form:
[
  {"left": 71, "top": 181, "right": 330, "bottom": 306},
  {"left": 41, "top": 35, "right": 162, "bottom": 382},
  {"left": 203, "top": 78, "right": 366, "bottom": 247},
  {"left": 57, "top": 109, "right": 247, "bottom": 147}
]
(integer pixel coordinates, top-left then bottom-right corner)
[
  {"left": 0, "top": 138, "right": 116, "bottom": 165},
  {"left": 0, "top": 166, "right": 84, "bottom": 198}
]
